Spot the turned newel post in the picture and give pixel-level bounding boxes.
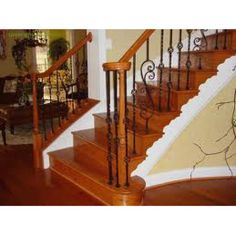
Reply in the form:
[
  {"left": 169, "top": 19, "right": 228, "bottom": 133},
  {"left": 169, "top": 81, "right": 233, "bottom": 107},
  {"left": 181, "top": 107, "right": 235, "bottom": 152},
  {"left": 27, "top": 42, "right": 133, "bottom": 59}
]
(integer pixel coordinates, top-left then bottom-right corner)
[
  {"left": 103, "top": 62, "right": 131, "bottom": 187},
  {"left": 32, "top": 73, "right": 43, "bottom": 169}
]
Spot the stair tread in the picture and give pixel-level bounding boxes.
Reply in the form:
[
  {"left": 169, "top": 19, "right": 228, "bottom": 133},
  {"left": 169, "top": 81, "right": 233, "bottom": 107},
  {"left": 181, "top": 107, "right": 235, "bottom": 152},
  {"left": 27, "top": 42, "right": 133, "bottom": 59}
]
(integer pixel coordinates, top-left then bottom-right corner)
[
  {"left": 49, "top": 147, "right": 107, "bottom": 180},
  {"left": 93, "top": 112, "right": 162, "bottom": 136},
  {"left": 72, "top": 128, "right": 148, "bottom": 158}
]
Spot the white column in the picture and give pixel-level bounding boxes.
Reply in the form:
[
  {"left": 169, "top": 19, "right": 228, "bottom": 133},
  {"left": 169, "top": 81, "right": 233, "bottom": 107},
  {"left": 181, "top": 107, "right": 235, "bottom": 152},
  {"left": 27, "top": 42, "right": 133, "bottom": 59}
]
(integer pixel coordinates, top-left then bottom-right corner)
[{"left": 87, "top": 29, "right": 107, "bottom": 101}]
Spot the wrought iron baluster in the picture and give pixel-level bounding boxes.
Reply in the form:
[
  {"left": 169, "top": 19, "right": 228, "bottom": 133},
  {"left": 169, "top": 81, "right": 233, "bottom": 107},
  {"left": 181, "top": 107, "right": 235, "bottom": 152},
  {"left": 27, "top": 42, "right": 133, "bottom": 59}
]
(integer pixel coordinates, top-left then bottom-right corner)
[
  {"left": 146, "top": 38, "right": 149, "bottom": 60},
  {"left": 106, "top": 71, "right": 113, "bottom": 185},
  {"left": 158, "top": 29, "right": 164, "bottom": 111},
  {"left": 177, "top": 29, "right": 183, "bottom": 90},
  {"left": 124, "top": 71, "right": 129, "bottom": 187},
  {"left": 48, "top": 75, "right": 54, "bottom": 133},
  {"left": 69, "top": 57, "right": 75, "bottom": 114},
  {"left": 113, "top": 71, "right": 120, "bottom": 187},
  {"left": 186, "top": 30, "right": 192, "bottom": 90},
  {"left": 167, "top": 29, "right": 173, "bottom": 111},
  {"left": 132, "top": 54, "right": 137, "bottom": 155},
  {"left": 68, "top": 58, "right": 74, "bottom": 114},
  {"left": 193, "top": 29, "right": 208, "bottom": 51},
  {"left": 139, "top": 38, "right": 155, "bottom": 133},
  {"left": 40, "top": 78, "right": 47, "bottom": 140},
  {"left": 215, "top": 29, "right": 219, "bottom": 50},
  {"left": 56, "top": 70, "right": 61, "bottom": 127},
  {"left": 223, "top": 29, "right": 227, "bottom": 49}
]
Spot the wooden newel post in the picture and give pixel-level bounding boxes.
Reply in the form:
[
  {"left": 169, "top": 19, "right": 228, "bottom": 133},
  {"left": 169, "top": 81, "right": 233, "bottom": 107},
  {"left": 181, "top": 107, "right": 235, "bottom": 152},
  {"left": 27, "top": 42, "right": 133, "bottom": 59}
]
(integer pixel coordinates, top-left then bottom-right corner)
[
  {"left": 118, "top": 69, "right": 128, "bottom": 185},
  {"left": 32, "top": 73, "right": 43, "bottom": 169}
]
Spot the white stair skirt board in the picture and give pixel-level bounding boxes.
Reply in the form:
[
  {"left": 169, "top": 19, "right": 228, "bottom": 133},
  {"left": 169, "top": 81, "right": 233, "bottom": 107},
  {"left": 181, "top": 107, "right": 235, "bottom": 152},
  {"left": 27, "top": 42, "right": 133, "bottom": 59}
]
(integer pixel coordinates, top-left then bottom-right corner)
[
  {"left": 145, "top": 166, "right": 236, "bottom": 187},
  {"left": 132, "top": 55, "right": 236, "bottom": 185}
]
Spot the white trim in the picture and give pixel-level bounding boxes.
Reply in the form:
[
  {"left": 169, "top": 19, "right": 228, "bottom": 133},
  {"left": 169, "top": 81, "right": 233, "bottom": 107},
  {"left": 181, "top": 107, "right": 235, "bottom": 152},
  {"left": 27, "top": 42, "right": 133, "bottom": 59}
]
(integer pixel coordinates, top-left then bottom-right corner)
[
  {"left": 132, "top": 55, "right": 236, "bottom": 181},
  {"left": 87, "top": 29, "right": 107, "bottom": 101},
  {"left": 144, "top": 166, "right": 236, "bottom": 187}
]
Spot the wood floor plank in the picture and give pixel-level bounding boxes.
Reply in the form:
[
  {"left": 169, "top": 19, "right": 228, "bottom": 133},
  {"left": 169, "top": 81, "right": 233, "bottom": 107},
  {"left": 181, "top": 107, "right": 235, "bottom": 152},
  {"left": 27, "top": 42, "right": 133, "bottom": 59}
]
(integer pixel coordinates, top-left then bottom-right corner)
[{"left": 1, "top": 144, "right": 235, "bottom": 206}]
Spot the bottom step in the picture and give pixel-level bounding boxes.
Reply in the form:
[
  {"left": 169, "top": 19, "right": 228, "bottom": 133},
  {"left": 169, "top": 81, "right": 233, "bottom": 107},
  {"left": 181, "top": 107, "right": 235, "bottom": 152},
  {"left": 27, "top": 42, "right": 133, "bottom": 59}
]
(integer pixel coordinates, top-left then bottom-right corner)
[{"left": 49, "top": 147, "right": 146, "bottom": 206}]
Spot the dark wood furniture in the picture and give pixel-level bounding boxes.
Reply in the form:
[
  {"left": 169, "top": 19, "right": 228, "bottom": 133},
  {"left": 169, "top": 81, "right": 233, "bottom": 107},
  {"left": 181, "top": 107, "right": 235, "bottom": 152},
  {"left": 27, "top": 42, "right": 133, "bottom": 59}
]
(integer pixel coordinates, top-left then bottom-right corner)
[
  {"left": 0, "top": 118, "right": 6, "bottom": 145},
  {"left": 0, "top": 101, "right": 68, "bottom": 134}
]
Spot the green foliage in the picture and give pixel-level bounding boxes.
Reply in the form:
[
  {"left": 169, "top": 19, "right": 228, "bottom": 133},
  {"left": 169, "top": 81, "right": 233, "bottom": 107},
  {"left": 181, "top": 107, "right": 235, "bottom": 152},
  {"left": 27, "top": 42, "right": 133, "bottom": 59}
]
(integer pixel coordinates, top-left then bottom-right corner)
[{"left": 48, "top": 38, "right": 70, "bottom": 70}]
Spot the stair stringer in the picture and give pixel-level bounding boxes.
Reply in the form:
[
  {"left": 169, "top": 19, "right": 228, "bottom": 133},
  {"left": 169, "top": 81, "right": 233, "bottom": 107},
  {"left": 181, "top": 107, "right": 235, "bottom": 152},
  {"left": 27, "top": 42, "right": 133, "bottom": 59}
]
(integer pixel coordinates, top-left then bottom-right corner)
[{"left": 132, "top": 55, "right": 236, "bottom": 185}]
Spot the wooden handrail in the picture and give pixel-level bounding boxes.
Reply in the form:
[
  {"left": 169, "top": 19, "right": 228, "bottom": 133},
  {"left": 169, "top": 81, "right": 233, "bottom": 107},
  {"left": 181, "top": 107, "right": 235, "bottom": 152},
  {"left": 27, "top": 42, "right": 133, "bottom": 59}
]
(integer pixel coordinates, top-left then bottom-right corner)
[
  {"left": 36, "top": 32, "right": 92, "bottom": 78},
  {"left": 119, "top": 29, "right": 155, "bottom": 62}
]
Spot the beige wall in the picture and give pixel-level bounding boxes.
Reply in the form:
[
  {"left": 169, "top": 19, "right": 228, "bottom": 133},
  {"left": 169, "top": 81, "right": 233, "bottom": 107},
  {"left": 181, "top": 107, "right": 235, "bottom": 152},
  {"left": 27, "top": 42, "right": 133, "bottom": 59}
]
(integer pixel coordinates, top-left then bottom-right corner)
[
  {"left": 0, "top": 30, "right": 34, "bottom": 77},
  {"left": 106, "top": 29, "right": 187, "bottom": 61},
  {"left": 149, "top": 76, "right": 236, "bottom": 175}
]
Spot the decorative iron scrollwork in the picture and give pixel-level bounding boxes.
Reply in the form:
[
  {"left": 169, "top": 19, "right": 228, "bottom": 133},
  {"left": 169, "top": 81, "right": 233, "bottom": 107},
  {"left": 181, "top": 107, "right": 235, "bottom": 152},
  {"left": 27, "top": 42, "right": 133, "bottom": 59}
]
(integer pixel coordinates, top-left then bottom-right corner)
[
  {"left": 139, "top": 59, "right": 156, "bottom": 132},
  {"left": 193, "top": 29, "right": 208, "bottom": 51}
]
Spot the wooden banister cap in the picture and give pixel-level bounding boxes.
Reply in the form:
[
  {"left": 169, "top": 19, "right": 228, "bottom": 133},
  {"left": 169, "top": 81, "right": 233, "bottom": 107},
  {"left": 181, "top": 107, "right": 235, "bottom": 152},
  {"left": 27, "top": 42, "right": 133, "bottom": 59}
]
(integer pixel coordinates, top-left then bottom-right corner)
[{"left": 103, "top": 62, "right": 131, "bottom": 71}]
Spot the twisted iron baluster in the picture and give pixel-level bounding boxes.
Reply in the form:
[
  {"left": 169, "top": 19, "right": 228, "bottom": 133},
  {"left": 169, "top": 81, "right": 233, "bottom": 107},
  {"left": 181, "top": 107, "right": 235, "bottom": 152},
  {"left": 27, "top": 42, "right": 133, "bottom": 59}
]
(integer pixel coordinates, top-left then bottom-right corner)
[
  {"left": 113, "top": 71, "right": 120, "bottom": 188},
  {"left": 215, "top": 30, "right": 219, "bottom": 50},
  {"left": 158, "top": 30, "right": 164, "bottom": 112},
  {"left": 48, "top": 75, "right": 54, "bottom": 133},
  {"left": 124, "top": 71, "right": 129, "bottom": 187},
  {"left": 167, "top": 29, "right": 173, "bottom": 111},
  {"left": 106, "top": 71, "right": 113, "bottom": 185},
  {"left": 186, "top": 30, "right": 192, "bottom": 90},
  {"left": 177, "top": 29, "right": 183, "bottom": 90},
  {"left": 56, "top": 70, "right": 61, "bottom": 127},
  {"left": 131, "top": 54, "right": 137, "bottom": 155},
  {"left": 69, "top": 57, "right": 75, "bottom": 114},
  {"left": 40, "top": 78, "right": 47, "bottom": 140}
]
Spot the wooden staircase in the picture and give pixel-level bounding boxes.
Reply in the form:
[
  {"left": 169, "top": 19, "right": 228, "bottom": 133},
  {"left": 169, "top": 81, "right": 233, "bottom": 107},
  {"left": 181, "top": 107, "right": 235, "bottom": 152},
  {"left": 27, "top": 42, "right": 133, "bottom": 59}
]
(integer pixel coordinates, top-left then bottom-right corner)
[{"left": 45, "top": 29, "right": 236, "bottom": 205}]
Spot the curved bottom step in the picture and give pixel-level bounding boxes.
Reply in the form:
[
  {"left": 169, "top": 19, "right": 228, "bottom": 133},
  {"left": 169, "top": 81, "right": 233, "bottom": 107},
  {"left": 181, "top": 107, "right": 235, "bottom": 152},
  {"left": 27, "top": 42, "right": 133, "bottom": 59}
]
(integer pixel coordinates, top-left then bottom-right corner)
[{"left": 49, "top": 147, "right": 146, "bottom": 206}]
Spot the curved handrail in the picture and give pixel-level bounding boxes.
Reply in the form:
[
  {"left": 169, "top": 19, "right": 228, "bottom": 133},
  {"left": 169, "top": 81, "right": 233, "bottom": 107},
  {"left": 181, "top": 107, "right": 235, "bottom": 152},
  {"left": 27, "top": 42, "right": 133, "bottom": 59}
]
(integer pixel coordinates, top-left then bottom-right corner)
[
  {"left": 119, "top": 29, "right": 155, "bottom": 62},
  {"left": 35, "top": 32, "right": 92, "bottom": 78},
  {"left": 103, "top": 30, "right": 155, "bottom": 71}
]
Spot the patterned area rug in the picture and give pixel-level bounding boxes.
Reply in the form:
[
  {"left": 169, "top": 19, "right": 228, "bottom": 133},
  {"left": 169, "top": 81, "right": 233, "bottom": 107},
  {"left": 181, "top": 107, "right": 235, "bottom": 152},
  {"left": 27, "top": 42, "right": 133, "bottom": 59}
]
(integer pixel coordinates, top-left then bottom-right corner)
[{"left": 0, "top": 124, "right": 33, "bottom": 145}]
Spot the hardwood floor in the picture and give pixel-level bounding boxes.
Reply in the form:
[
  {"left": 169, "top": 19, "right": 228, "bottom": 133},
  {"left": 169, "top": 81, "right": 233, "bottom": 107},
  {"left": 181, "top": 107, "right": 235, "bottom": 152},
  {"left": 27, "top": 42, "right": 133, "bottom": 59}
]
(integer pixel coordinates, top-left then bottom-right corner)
[
  {"left": 0, "top": 144, "right": 102, "bottom": 206},
  {"left": 144, "top": 178, "right": 236, "bottom": 206},
  {"left": 0, "top": 144, "right": 235, "bottom": 206}
]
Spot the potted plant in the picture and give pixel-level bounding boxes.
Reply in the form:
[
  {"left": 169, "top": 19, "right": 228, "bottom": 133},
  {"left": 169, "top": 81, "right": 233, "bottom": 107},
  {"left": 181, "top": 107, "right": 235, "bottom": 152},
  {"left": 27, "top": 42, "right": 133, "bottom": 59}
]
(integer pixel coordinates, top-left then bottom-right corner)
[{"left": 48, "top": 38, "right": 70, "bottom": 70}]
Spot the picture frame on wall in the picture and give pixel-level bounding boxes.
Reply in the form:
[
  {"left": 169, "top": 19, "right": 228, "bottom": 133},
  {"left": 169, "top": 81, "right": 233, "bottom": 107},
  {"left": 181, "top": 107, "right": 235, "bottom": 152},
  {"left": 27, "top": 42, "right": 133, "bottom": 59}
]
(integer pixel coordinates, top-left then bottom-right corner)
[{"left": 0, "top": 30, "right": 6, "bottom": 59}]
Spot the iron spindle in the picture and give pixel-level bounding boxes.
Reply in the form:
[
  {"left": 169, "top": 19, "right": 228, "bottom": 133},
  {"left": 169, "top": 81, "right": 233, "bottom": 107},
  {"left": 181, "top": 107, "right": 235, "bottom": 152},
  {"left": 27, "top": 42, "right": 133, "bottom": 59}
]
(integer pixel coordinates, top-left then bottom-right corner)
[
  {"left": 132, "top": 54, "right": 137, "bottom": 154},
  {"left": 167, "top": 29, "right": 173, "bottom": 111},
  {"left": 56, "top": 70, "right": 61, "bottom": 127},
  {"left": 124, "top": 71, "right": 129, "bottom": 187},
  {"left": 146, "top": 38, "right": 150, "bottom": 60},
  {"left": 40, "top": 78, "right": 47, "bottom": 140},
  {"left": 113, "top": 71, "right": 120, "bottom": 188},
  {"left": 215, "top": 30, "right": 219, "bottom": 50},
  {"left": 223, "top": 29, "right": 227, "bottom": 49},
  {"left": 69, "top": 57, "right": 75, "bottom": 114},
  {"left": 158, "top": 30, "right": 164, "bottom": 112},
  {"left": 48, "top": 75, "right": 54, "bottom": 133},
  {"left": 185, "top": 30, "right": 192, "bottom": 90},
  {"left": 106, "top": 71, "right": 113, "bottom": 185},
  {"left": 177, "top": 29, "right": 183, "bottom": 90}
]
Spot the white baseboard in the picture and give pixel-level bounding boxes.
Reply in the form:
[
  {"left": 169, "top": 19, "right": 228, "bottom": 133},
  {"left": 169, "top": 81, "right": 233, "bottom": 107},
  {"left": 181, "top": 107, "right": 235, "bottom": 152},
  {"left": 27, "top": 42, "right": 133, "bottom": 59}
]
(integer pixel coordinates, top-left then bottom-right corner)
[{"left": 144, "top": 166, "right": 236, "bottom": 187}]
